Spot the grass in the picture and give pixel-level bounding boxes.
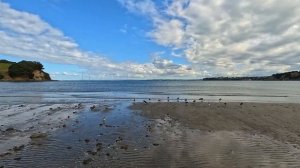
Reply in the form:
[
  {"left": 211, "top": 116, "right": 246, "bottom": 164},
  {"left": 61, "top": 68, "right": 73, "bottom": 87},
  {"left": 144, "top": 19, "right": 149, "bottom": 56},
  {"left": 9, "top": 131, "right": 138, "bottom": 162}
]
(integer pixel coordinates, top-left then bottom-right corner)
[{"left": 0, "top": 63, "right": 12, "bottom": 79}]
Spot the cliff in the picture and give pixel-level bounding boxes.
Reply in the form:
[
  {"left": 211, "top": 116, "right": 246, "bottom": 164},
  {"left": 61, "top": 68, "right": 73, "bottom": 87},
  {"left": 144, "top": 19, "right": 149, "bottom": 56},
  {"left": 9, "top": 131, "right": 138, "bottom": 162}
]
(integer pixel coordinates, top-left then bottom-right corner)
[
  {"left": 203, "top": 71, "right": 300, "bottom": 81},
  {"left": 0, "top": 60, "right": 51, "bottom": 81}
]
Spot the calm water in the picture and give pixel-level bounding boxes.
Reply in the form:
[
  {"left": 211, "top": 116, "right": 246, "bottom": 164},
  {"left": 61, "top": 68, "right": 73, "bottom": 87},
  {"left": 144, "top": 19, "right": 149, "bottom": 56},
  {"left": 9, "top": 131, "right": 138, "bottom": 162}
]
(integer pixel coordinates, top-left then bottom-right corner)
[
  {"left": 0, "top": 80, "right": 300, "bottom": 104},
  {"left": 0, "top": 80, "right": 299, "bottom": 104}
]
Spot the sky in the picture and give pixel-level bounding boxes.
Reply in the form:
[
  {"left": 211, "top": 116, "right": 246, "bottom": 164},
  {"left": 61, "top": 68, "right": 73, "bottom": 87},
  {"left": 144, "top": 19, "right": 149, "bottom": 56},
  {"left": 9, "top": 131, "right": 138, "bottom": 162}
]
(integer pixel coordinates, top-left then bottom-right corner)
[{"left": 0, "top": 0, "right": 299, "bottom": 80}]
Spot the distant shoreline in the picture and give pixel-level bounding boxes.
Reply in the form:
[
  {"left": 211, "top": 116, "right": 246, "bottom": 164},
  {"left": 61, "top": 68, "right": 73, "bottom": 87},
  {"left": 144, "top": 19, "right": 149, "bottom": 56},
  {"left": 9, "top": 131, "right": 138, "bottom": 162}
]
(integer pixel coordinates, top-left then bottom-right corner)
[{"left": 203, "top": 71, "right": 300, "bottom": 81}]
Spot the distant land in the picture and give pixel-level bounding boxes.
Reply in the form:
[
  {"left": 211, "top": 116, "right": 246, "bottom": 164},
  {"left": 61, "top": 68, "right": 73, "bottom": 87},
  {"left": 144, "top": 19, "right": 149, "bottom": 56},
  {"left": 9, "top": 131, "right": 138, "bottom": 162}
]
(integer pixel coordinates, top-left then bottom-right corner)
[
  {"left": 203, "top": 71, "right": 300, "bottom": 81},
  {"left": 0, "top": 59, "right": 51, "bottom": 81}
]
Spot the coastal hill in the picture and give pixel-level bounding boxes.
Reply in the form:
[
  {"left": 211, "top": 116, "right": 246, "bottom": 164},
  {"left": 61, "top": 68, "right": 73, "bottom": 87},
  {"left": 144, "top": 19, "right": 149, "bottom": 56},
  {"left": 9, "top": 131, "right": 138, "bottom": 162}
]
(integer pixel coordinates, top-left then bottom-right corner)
[
  {"left": 203, "top": 71, "right": 300, "bottom": 81},
  {"left": 0, "top": 59, "right": 51, "bottom": 81}
]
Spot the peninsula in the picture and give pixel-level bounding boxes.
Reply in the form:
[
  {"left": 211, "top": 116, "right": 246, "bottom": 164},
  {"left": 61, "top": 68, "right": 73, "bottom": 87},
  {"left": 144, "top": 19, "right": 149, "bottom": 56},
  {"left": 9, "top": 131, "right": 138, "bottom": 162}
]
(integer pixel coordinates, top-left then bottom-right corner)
[
  {"left": 0, "top": 59, "right": 51, "bottom": 81},
  {"left": 203, "top": 71, "right": 300, "bottom": 81}
]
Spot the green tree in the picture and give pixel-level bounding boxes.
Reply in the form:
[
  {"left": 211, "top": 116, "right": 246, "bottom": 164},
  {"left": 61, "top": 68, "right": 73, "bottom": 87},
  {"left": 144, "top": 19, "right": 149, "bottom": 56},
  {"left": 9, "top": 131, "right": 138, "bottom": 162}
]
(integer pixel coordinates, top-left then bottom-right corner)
[{"left": 8, "top": 60, "right": 44, "bottom": 79}]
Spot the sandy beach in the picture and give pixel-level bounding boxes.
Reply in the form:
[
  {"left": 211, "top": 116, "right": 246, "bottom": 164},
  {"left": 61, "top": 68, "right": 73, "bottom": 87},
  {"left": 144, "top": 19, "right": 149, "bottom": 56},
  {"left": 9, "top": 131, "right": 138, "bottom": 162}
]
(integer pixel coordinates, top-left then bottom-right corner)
[
  {"left": 1, "top": 100, "right": 300, "bottom": 167},
  {"left": 131, "top": 102, "right": 300, "bottom": 146}
]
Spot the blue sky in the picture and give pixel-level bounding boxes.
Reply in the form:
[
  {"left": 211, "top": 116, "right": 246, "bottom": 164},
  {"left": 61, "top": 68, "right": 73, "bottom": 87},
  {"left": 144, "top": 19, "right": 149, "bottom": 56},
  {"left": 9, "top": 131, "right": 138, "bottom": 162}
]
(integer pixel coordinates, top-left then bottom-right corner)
[{"left": 0, "top": 0, "right": 299, "bottom": 79}]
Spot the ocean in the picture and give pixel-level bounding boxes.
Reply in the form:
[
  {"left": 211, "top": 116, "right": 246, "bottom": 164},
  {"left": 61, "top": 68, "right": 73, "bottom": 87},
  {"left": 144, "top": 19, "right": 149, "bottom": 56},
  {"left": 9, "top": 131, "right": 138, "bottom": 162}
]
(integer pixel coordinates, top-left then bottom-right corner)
[{"left": 0, "top": 80, "right": 299, "bottom": 104}]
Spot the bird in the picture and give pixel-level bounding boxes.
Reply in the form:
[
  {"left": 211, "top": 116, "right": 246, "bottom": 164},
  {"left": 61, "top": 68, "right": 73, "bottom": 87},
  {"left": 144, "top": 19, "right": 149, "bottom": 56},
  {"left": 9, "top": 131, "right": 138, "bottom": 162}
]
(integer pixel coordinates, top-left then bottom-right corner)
[
  {"left": 224, "top": 102, "right": 227, "bottom": 107},
  {"left": 158, "top": 99, "right": 161, "bottom": 102},
  {"left": 199, "top": 98, "right": 204, "bottom": 102},
  {"left": 177, "top": 97, "right": 180, "bottom": 102},
  {"left": 143, "top": 100, "right": 148, "bottom": 104},
  {"left": 167, "top": 97, "right": 170, "bottom": 102},
  {"left": 219, "top": 98, "right": 222, "bottom": 102},
  {"left": 240, "top": 102, "right": 243, "bottom": 106},
  {"left": 193, "top": 100, "right": 196, "bottom": 103},
  {"left": 184, "top": 99, "right": 187, "bottom": 102},
  {"left": 133, "top": 98, "right": 136, "bottom": 102}
]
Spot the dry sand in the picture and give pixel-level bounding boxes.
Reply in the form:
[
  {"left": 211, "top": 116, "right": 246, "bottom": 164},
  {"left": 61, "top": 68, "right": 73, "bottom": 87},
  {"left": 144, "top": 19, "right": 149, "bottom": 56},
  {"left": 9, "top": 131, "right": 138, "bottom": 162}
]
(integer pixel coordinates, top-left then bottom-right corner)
[{"left": 131, "top": 102, "right": 300, "bottom": 146}]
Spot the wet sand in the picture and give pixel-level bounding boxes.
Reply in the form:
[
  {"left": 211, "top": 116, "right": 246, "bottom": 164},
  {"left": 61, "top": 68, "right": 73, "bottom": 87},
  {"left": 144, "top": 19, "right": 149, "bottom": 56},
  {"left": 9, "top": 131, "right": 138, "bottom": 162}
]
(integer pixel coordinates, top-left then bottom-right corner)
[
  {"left": 1, "top": 101, "right": 300, "bottom": 167},
  {"left": 131, "top": 102, "right": 300, "bottom": 146}
]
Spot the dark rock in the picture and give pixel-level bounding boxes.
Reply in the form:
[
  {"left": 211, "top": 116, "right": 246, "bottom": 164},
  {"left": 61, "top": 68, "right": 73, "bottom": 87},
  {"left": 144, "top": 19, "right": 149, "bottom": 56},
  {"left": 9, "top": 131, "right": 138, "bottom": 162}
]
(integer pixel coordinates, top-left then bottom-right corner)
[
  {"left": 13, "top": 145, "right": 25, "bottom": 151},
  {"left": 120, "top": 144, "right": 128, "bottom": 150},
  {"left": 87, "top": 150, "right": 97, "bottom": 155},
  {"left": 90, "top": 105, "right": 96, "bottom": 110},
  {"left": 84, "top": 139, "right": 90, "bottom": 143},
  {"left": 5, "top": 127, "right": 15, "bottom": 132},
  {"left": 14, "top": 157, "right": 21, "bottom": 161},
  {"left": 82, "top": 158, "right": 92, "bottom": 165},
  {"left": 30, "top": 132, "right": 47, "bottom": 139},
  {"left": 0, "top": 152, "right": 11, "bottom": 157}
]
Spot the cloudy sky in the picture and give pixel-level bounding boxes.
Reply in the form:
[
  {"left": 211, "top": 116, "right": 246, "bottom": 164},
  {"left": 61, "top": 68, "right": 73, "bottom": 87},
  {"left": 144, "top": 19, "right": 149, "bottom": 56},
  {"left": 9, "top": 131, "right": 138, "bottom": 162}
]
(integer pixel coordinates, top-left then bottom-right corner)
[{"left": 0, "top": 0, "right": 299, "bottom": 80}]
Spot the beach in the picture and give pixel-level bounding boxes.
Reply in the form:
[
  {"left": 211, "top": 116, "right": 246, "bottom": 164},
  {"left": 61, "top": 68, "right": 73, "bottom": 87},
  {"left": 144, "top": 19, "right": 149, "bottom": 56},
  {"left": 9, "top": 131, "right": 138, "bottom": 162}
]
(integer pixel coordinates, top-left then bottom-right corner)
[
  {"left": 1, "top": 81, "right": 300, "bottom": 167},
  {"left": 1, "top": 100, "right": 300, "bottom": 167},
  {"left": 131, "top": 102, "right": 300, "bottom": 146}
]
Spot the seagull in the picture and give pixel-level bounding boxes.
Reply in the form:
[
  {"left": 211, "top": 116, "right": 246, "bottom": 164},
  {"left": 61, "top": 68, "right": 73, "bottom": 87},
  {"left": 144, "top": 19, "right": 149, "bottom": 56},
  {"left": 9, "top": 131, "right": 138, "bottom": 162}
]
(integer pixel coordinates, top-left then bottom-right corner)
[
  {"left": 193, "top": 100, "right": 196, "bottom": 103},
  {"left": 199, "top": 98, "right": 204, "bottom": 102},
  {"left": 177, "top": 97, "right": 180, "bottom": 102},
  {"left": 224, "top": 102, "right": 227, "bottom": 107},
  {"left": 219, "top": 98, "right": 222, "bottom": 102},
  {"left": 133, "top": 98, "right": 136, "bottom": 102},
  {"left": 143, "top": 100, "right": 148, "bottom": 104},
  {"left": 167, "top": 97, "right": 170, "bottom": 102}
]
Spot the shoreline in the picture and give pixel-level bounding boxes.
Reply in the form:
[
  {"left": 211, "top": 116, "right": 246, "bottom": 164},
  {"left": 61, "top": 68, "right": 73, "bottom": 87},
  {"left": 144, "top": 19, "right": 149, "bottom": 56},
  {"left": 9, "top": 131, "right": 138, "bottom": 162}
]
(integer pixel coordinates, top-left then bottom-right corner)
[
  {"left": 1, "top": 101, "right": 300, "bottom": 167},
  {"left": 131, "top": 102, "right": 300, "bottom": 146}
]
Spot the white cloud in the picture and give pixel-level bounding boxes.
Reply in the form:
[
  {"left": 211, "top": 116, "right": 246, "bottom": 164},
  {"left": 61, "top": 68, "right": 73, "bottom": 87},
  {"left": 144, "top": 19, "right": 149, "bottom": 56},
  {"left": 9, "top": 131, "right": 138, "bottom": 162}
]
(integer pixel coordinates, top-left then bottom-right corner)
[
  {"left": 0, "top": 1, "right": 197, "bottom": 79},
  {"left": 120, "top": 0, "right": 300, "bottom": 76}
]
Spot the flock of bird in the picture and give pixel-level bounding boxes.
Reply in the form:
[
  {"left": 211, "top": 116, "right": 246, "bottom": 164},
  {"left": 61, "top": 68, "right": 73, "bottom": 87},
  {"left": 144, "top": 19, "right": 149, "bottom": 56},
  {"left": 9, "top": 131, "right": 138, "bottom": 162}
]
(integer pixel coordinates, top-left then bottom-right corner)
[{"left": 133, "top": 97, "right": 244, "bottom": 106}]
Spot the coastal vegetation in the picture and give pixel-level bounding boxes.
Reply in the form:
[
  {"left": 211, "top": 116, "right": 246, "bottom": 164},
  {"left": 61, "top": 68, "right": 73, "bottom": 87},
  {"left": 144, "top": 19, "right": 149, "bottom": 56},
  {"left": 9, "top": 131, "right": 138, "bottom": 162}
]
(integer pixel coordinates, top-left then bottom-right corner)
[
  {"left": 0, "top": 59, "right": 51, "bottom": 81},
  {"left": 203, "top": 71, "right": 300, "bottom": 81}
]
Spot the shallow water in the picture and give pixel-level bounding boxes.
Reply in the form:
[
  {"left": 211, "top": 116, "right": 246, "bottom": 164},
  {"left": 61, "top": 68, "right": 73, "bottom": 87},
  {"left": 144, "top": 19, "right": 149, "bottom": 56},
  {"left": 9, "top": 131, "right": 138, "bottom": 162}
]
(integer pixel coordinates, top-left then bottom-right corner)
[
  {"left": 1, "top": 101, "right": 300, "bottom": 168},
  {"left": 0, "top": 80, "right": 300, "bottom": 104}
]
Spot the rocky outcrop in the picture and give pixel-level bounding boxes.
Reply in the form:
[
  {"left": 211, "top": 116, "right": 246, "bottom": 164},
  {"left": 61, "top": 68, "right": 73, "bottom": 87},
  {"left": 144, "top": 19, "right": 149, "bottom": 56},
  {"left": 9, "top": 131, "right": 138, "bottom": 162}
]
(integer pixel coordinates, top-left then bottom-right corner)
[
  {"left": 32, "top": 70, "right": 51, "bottom": 81},
  {"left": 0, "top": 59, "right": 51, "bottom": 81}
]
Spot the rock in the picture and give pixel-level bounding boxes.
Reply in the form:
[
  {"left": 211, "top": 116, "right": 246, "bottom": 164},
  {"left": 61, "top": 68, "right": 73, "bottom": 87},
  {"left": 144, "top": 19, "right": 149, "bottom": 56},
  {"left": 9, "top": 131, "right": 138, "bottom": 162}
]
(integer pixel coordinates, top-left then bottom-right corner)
[
  {"left": 82, "top": 158, "right": 92, "bottom": 165},
  {"left": 66, "top": 146, "right": 72, "bottom": 149},
  {"left": 87, "top": 150, "right": 97, "bottom": 155},
  {"left": 5, "top": 127, "right": 15, "bottom": 132},
  {"left": 62, "top": 124, "right": 66, "bottom": 128},
  {"left": 90, "top": 105, "right": 96, "bottom": 110},
  {"left": 153, "top": 143, "right": 160, "bottom": 146},
  {"left": 0, "top": 152, "right": 11, "bottom": 157},
  {"left": 120, "top": 144, "right": 128, "bottom": 150},
  {"left": 84, "top": 139, "right": 90, "bottom": 143},
  {"left": 13, "top": 145, "right": 25, "bottom": 152},
  {"left": 96, "top": 143, "right": 102, "bottom": 151},
  {"left": 14, "top": 157, "right": 21, "bottom": 161},
  {"left": 30, "top": 133, "right": 47, "bottom": 139}
]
